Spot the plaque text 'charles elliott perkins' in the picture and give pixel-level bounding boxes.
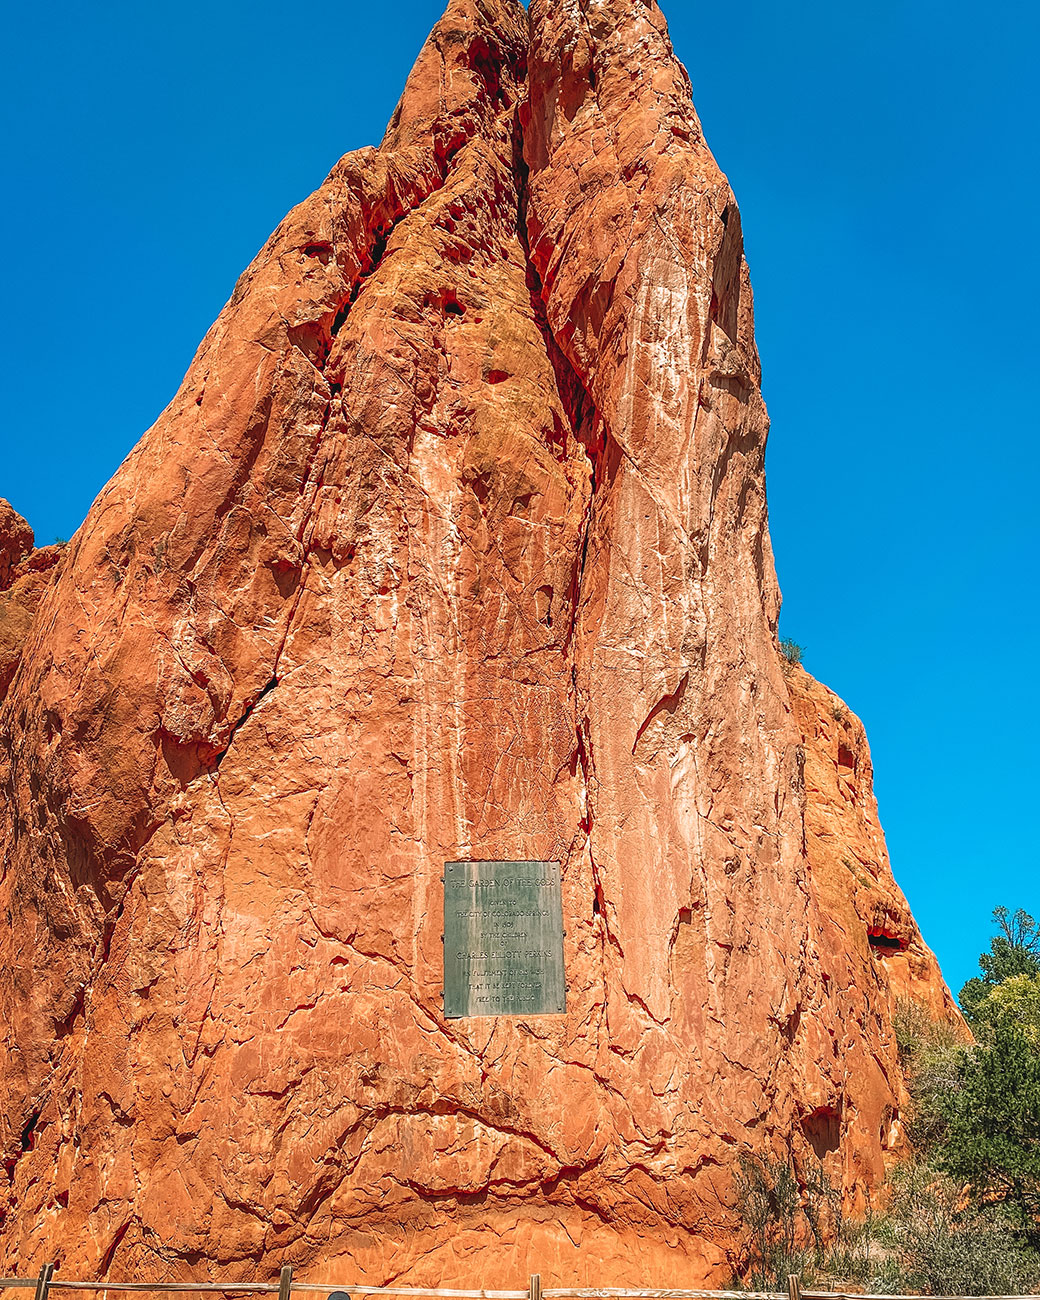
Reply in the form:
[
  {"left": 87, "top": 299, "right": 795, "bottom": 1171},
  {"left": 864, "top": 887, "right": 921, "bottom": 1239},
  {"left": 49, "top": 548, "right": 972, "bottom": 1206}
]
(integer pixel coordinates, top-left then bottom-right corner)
[{"left": 443, "top": 860, "right": 566, "bottom": 1018}]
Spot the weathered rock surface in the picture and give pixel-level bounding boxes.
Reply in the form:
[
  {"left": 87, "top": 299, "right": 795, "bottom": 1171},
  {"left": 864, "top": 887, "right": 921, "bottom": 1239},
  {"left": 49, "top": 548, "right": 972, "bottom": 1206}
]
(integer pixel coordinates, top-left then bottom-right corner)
[
  {"left": 0, "top": 501, "right": 35, "bottom": 590},
  {"left": 0, "top": 501, "right": 63, "bottom": 700},
  {"left": 789, "top": 668, "right": 960, "bottom": 1027},
  {"left": 0, "top": 0, "right": 957, "bottom": 1285}
]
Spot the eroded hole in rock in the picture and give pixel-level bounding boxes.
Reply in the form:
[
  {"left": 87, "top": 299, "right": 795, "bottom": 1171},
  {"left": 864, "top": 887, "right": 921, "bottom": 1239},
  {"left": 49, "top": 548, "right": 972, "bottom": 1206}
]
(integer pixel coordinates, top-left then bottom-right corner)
[
  {"left": 868, "top": 929, "right": 907, "bottom": 953},
  {"left": 837, "top": 742, "right": 856, "bottom": 771},
  {"left": 803, "top": 1105, "right": 841, "bottom": 1159},
  {"left": 302, "top": 242, "right": 333, "bottom": 266}
]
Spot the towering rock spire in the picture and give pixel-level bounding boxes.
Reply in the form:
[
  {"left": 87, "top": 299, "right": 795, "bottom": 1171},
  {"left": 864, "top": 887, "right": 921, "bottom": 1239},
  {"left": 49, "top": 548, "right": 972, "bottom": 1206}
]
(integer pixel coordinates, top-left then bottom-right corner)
[{"left": 0, "top": 0, "right": 957, "bottom": 1285}]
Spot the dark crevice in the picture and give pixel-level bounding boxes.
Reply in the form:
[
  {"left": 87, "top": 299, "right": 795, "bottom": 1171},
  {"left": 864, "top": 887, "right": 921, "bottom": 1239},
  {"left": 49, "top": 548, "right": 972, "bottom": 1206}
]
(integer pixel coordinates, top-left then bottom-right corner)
[
  {"left": 288, "top": 209, "right": 407, "bottom": 382},
  {"left": 19, "top": 1109, "right": 41, "bottom": 1152},
  {"left": 575, "top": 719, "right": 593, "bottom": 837},
  {"left": 98, "top": 1219, "right": 131, "bottom": 1276},
  {"left": 515, "top": 186, "right": 597, "bottom": 453},
  {"left": 333, "top": 224, "right": 391, "bottom": 335},
  {"left": 868, "top": 929, "right": 907, "bottom": 953},
  {"left": 213, "top": 675, "right": 278, "bottom": 770}
]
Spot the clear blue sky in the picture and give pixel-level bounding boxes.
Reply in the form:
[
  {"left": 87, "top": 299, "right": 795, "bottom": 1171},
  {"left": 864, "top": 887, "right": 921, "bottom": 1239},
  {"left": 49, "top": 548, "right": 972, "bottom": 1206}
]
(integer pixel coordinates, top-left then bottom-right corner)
[{"left": 2, "top": 0, "right": 1037, "bottom": 998}]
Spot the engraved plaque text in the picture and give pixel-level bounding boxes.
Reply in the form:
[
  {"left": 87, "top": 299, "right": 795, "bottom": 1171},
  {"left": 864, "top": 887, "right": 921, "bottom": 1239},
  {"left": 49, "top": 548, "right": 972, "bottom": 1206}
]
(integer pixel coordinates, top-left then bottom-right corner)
[{"left": 443, "top": 860, "right": 565, "bottom": 1018}]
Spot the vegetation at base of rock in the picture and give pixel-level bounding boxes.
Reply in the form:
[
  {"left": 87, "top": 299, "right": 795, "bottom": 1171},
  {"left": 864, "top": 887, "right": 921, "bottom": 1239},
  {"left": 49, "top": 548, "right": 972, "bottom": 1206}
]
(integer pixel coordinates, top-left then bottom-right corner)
[
  {"left": 733, "top": 1154, "right": 856, "bottom": 1290},
  {"left": 735, "top": 1149, "right": 1040, "bottom": 1294},
  {"left": 892, "top": 1000, "right": 964, "bottom": 1152},
  {"left": 876, "top": 1164, "right": 1039, "bottom": 1295},
  {"left": 934, "top": 1024, "right": 1040, "bottom": 1232},
  {"left": 736, "top": 906, "right": 1040, "bottom": 1294}
]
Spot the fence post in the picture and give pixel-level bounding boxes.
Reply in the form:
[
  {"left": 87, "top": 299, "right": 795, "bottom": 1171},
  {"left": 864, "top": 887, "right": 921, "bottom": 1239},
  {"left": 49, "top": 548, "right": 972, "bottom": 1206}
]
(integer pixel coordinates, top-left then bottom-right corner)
[
  {"left": 528, "top": 1275, "right": 541, "bottom": 1300},
  {"left": 33, "top": 1265, "right": 55, "bottom": 1300},
  {"left": 787, "top": 1274, "right": 801, "bottom": 1300},
  {"left": 277, "top": 1268, "right": 293, "bottom": 1300}
]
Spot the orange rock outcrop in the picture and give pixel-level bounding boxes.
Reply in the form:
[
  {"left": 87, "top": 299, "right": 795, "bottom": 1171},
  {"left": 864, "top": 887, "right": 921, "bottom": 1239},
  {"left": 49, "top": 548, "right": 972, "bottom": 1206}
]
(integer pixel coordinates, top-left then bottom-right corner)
[
  {"left": 0, "top": 0, "right": 957, "bottom": 1285},
  {"left": 0, "top": 501, "right": 63, "bottom": 700},
  {"left": 790, "top": 668, "right": 958, "bottom": 1027}
]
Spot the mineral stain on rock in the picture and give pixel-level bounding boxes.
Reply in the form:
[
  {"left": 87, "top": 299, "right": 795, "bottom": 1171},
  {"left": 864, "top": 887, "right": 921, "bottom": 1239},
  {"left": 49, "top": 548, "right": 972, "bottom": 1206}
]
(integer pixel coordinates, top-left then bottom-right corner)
[{"left": 0, "top": 0, "right": 958, "bottom": 1285}]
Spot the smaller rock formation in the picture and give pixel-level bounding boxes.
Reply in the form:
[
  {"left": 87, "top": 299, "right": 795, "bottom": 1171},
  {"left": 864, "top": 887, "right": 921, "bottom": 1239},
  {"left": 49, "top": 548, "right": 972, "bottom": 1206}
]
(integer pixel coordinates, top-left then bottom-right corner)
[
  {"left": 0, "top": 500, "right": 34, "bottom": 589},
  {"left": 792, "top": 665, "right": 959, "bottom": 1023},
  {"left": 0, "top": 501, "right": 64, "bottom": 701}
]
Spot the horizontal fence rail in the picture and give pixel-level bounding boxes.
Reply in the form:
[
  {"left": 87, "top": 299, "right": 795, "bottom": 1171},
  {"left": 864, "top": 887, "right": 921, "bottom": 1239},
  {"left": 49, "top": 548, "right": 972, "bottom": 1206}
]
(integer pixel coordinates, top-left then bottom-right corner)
[{"left": 1, "top": 1274, "right": 1037, "bottom": 1300}]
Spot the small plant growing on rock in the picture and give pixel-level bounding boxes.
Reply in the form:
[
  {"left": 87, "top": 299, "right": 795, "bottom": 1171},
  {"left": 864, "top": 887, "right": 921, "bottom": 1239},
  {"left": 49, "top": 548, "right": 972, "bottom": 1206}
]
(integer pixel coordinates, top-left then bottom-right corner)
[{"left": 779, "top": 638, "right": 805, "bottom": 671}]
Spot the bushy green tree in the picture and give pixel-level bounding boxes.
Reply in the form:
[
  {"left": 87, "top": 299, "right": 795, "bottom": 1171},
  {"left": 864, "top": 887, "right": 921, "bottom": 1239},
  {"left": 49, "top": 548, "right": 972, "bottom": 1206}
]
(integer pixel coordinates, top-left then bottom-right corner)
[
  {"left": 934, "top": 1024, "right": 1040, "bottom": 1236},
  {"left": 961, "top": 906, "right": 1040, "bottom": 1026},
  {"left": 968, "top": 973, "right": 1040, "bottom": 1047}
]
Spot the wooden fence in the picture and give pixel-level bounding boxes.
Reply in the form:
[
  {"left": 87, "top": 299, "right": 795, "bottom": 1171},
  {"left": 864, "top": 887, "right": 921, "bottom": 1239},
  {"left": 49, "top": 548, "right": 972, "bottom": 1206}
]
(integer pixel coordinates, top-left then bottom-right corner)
[{"left": 0, "top": 1270, "right": 1036, "bottom": 1300}]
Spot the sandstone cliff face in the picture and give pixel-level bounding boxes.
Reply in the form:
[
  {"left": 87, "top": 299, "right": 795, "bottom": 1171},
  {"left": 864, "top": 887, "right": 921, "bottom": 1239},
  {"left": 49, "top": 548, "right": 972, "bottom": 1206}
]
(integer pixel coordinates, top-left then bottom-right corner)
[
  {"left": 0, "top": 501, "right": 63, "bottom": 701},
  {"left": 0, "top": 0, "right": 955, "bottom": 1284}
]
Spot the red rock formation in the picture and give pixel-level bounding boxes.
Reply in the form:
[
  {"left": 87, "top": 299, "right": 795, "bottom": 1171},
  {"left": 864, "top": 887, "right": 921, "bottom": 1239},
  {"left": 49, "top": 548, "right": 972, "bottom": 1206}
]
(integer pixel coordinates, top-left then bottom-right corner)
[
  {"left": 0, "top": 0, "right": 957, "bottom": 1285},
  {"left": 0, "top": 501, "right": 63, "bottom": 700},
  {"left": 789, "top": 668, "right": 960, "bottom": 1028},
  {"left": 0, "top": 501, "right": 34, "bottom": 590}
]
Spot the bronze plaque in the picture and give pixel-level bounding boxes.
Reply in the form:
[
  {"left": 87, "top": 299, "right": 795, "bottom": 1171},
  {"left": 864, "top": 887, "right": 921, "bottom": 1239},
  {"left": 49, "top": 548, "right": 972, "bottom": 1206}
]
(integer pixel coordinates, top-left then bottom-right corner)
[{"left": 443, "top": 860, "right": 565, "bottom": 1018}]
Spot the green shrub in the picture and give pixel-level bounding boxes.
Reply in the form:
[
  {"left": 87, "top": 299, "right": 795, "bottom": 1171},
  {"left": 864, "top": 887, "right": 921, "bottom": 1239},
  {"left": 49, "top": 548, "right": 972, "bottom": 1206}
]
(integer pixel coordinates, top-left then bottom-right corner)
[
  {"left": 779, "top": 638, "right": 805, "bottom": 669},
  {"left": 892, "top": 1000, "right": 966, "bottom": 1153},
  {"left": 879, "top": 1162, "right": 1040, "bottom": 1295},
  {"left": 733, "top": 1155, "right": 860, "bottom": 1289},
  {"left": 967, "top": 972, "right": 1040, "bottom": 1047},
  {"left": 734, "top": 1155, "right": 811, "bottom": 1289}
]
